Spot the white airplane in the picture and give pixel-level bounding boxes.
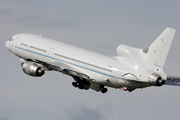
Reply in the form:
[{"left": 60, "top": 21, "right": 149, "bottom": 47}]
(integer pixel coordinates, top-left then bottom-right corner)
[{"left": 5, "top": 27, "right": 180, "bottom": 93}]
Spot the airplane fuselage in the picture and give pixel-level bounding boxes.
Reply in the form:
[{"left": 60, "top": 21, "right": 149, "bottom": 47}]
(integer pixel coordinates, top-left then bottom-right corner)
[{"left": 6, "top": 28, "right": 175, "bottom": 93}]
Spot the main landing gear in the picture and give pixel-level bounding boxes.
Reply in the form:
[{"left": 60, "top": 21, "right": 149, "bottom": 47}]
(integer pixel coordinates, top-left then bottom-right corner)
[
  {"left": 72, "top": 81, "right": 84, "bottom": 89},
  {"left": 72, "top": 81, "right": 90, "bottom": 90},
  {"left": 72, "top": 82, "right": 108, "bottom": 93},
  {"left": 100, "top": 85, "right": 108, "bottom": 93},
  {"left": 72, "top": 82, "right": 78, "bottom": 87},
  {"left": 101, "top": 88, "right": 108, "bottom": 93}
]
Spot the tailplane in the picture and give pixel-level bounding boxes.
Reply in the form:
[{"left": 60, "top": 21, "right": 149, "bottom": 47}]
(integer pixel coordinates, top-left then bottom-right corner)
[{"left": 144, "top": 27, "right": 176, "bottom": 68}]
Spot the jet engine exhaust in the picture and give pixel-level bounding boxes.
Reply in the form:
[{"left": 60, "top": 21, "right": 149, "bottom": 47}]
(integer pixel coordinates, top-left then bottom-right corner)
[{"left": 149, "top": 73, "right": 165, "bottom": 86}]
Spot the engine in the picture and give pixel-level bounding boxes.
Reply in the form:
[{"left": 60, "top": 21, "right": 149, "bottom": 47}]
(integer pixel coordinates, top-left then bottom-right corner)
[
  {"left": 21, "top": 62, "right": 45, "bottom": 77},
  {"left": 149, "top": 73, "right": 165, "bottom": 86}
]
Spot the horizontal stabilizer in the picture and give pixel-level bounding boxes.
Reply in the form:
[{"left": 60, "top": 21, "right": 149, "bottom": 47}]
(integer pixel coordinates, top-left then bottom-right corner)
[{"left": 165, "top": 76, "right": 180, "bottom": 86}]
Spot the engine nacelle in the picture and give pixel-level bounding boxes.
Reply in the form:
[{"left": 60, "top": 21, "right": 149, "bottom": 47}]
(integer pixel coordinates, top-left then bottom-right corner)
[
  {"left": 21, "top": 62, "right": 45, "bottom": 77},
  {"left": 149, "top": 73, "right": 165, "bottom": 86}
]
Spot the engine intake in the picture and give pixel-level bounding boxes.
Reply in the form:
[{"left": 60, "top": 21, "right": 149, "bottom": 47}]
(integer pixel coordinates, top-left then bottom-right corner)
[
  {"left": 149, "top": 73, "right": 165, "bottom": 86},
  {"left": 22, "top": 62, "right": 45, "bottom": 77}
]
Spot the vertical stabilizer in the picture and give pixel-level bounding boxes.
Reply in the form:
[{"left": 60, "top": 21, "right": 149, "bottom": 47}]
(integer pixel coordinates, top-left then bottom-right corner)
[{"left": 145, "top": 28, "right": 176, "bottom": 68}]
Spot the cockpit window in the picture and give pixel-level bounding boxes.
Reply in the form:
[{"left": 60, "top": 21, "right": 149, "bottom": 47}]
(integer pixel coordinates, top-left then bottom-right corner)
[{"left": 9, "top": 37, "right": 12, "bottom": 41}]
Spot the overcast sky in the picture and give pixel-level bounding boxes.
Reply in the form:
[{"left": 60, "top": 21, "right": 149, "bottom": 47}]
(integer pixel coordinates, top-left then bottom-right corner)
[{"left": 1, "top": 0, "right": 180, "bottom": 120}]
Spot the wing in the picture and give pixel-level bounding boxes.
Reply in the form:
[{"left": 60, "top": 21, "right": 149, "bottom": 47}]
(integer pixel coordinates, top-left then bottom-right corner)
[
  {"left": 20, "top": 58, "right": 90, "bottom": 81},
  {"left": 165, "top": 76, "right": 180, "bottom": 86}
]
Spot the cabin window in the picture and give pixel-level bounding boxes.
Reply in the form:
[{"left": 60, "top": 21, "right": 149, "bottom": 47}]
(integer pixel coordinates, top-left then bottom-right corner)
[
  {"left": 53, "top": 52, "right": 112, "bottom": 72},
  {"left": 29, "top": 45, "right": 47, "bottom": 52}
]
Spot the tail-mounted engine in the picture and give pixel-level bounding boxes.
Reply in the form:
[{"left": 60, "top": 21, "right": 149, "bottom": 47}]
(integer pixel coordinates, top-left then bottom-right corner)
[
  {"left": 21, "top": 62, "right": 45, "bottom": 77},
  {"left": 149, "top": 73, "right": 165, "bottom": 86}
]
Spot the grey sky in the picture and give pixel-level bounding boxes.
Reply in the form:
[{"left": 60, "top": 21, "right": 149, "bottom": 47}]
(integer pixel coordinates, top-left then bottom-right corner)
[{"left": 1, "top": 0, "right": 180, "bottom": 120}]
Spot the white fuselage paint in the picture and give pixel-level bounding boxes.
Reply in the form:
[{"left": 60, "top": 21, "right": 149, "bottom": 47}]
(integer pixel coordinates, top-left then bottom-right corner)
[{"left": 5, "top": 33, "right": 163, "bottom": 91}]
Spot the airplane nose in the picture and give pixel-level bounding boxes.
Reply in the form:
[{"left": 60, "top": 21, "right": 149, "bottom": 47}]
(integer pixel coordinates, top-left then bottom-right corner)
[
  {"left": 5, "top": 41, "right": 11, "bottom": 51},
  {"left": 5, "top": 41, "right": 8, "bottom": 48}
]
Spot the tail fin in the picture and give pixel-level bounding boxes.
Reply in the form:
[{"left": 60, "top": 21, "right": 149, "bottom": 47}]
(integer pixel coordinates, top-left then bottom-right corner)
[{"left": 144, "top": 27, "right": 176, "bottom": 67}]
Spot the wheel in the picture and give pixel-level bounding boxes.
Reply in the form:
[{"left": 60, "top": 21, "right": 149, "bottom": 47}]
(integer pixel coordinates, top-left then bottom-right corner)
[
  {"left": 72, "top": 82, "right": 78, "bottom": 87},
  {"left": 78, "top": 84, "right": 84, "bottom": 89},
  {"left": 101, "top": 88, "right": 108, "bottom": 93}
]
